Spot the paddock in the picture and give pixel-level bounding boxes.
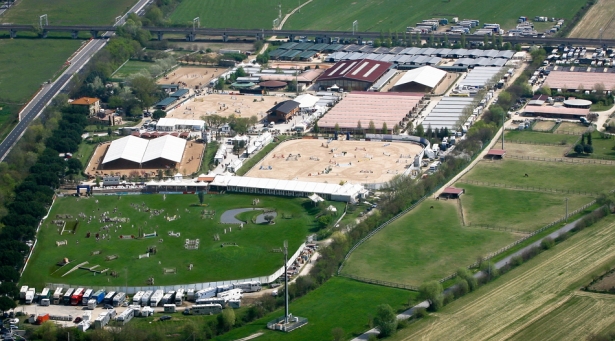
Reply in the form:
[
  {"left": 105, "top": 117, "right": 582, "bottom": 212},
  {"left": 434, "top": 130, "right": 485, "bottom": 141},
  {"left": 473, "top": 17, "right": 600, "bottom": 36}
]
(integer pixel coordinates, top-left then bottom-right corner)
[
  {"left": 244, "top": 139, "right": 424, "bottom": 184},
  {"left": 157, "top": 67, "right": 227, "bottom": 89},
  {"left": 166, "top": 93, "right": 290, "bottom": 121}
]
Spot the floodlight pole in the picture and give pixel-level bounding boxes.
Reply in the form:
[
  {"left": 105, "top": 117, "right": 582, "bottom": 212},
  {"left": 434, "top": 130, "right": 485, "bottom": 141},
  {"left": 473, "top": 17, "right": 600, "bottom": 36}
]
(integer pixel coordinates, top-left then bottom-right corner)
[{"left": 284, "top": 240, "right": 289, "bottom": 324}]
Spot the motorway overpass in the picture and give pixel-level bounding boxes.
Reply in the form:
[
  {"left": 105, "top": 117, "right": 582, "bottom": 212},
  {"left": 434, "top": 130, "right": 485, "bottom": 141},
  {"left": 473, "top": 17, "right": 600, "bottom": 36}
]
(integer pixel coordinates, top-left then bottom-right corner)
[{"left": 1, "top": 24, "right": 615, "bottom": 47}]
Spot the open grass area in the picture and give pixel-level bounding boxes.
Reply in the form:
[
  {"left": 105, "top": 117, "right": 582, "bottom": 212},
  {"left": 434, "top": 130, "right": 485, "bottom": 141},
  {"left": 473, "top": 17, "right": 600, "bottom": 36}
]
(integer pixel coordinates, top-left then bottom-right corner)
[
  {"left": 389, "top": 216, "right": 615, "bottom": 341},
  {"left": 457, "top": 184, "right": 594, "bottom": 232},
  {"left": 0, "top": 103, "right": 20, "bottom": 140},
  {"left": 283, "top": 0, "right": 586, "bottom": 31},
  {"left": 463, "top": 159, "right": 615, "bottom": 194},
  {"left": 169, "top": 0, "right": 294, "bottom": 29},
  {"left": 0, "top": 40, "right": 81, "bottom": 103},
  {"left": 214, "top": 277, "right": 415, "bottom": 341},
  {"left": 112, "top": 60, "right": 155, "bottom": 80},
  {"left": 22, "top": 193, "right": 332, "bottom": 288},
  {"left": 200, "top": 141, "right": 219, "bottom": 173},
  {"left": 504, "top": 130, "right": 579, "bottom": 145},
  {"left": 0, "top": 0, "right": 138, "bottom": 25},
  {"left": 567, "top": 131, "right": 615, "bottom": 160},
  {"left": 504, "top": 143, "right": 570, "bottom": 159},
  {"left": 342, "top": 200, "right": 519, "bottom": 286},
  {"left": 554, "top": 121, "right": 590, "bottom": 134}
]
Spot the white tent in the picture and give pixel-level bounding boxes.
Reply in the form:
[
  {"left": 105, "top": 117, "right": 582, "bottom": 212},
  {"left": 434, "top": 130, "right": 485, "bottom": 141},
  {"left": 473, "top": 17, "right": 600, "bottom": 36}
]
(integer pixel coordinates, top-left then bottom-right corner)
[
  {"left": 294, "top": 94, "right": 320, "bottom": 109},
  {"left": 142, "top": 135, "right": 186, "bottom": 163},
  {"left": 394, "top": 66, "right": 447, "bottom": 89},
  {"left": 102, "top": 135, "right": 186, "bottom": 165},
  {"left": 102, "top": 136, "right": 149, "bottom": 164}
]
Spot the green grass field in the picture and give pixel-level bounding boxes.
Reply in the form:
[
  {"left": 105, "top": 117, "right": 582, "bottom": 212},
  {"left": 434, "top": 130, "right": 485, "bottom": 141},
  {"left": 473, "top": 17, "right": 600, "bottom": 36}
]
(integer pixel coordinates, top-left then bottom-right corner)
[
  {"left": 504, "top": 130, "right": 580, "bottom": 145},
  {"left": 112, "top": 60, "right": 155, "bottom": 80},
  {"left": 214, "top": 277, "right": 415, "bottom": 341},
  {"left": 456, "top": 184, "right": 594, "bottom": 231},
  {"left": 0, "top": 104, "right": 20, "bottom": 140},
  {"left": 22, "top": 194, "right": 344, "bottom": 288},
  {"left": 568, "top": 132, "right": 615, "bottom": 160},
  {"left": 341, "top": 200, "right": 519, "bottom": 286},
  {"left": 0, "top": 40, "right": 81, "bottom": 103},
  {"left": 283, "top": 0, "right": 586, "bottom": 31},
  {"left": 463, "top": 159, "right": 615, "bottom": 194},
  {"left": 169, "top": 0, "right": 295, "bottom": 29},
  {"left": 168, "top": 0, "right": 585, "bottom": 31},
  {"left": 0, "top": 0, "right": 138, "bottom": 25}
]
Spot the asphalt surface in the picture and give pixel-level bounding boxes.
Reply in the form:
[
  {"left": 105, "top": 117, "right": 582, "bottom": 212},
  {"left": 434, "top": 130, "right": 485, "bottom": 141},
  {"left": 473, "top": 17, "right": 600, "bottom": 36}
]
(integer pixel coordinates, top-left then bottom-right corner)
[{"left": 0, "top": 0, "right": 151, "bottom": 162}]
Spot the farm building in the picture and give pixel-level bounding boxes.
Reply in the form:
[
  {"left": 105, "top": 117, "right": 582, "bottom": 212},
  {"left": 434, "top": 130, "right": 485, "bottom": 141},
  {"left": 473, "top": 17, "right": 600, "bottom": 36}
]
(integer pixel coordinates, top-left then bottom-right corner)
[
  {"left": 544, "top": 71, "right": 615, "bottom": 92},
  {"left": 259, "top": 80, "right": 287, "bottom": 90},
  {"left": 71, "top": 97, "right": 100, "bottom": 116},
  {"left": 209, "top": 175, "right": 367, "bottom": 203},
  {"left": 457, "top": 66, "right": 504, "bottom": 89},
  {"left": 391, "top": 66, "right": 447, "bottom": 92},
  {"left": 317, "top": 59, "right": 393, "bottom": 91},
  {"left": 267, "top": 100, "right": 300, "bottom": 122},
  {"left": 317, "top": 92, "right": 424, "bottom": 132},
  {"left": 102, "top": 135, "right": 186, "bottom": 169},
  {"left": 154, "top": 97, "right": 178, "bottom": 110},
  {"left": 421, "top": 96, "right": 475, "bottom": 130},
  {"left": 485, "top": 149, "right": 506, "bottom": 159},
  {"left": 563, "top": 99, "right": 592, "bottom": 109},
  {"left": 439, "top": 187, "right": 465, "bottom": 199},
  {"left": 522, "top": 106, "right": 589, "bottom": 119},
  {"left": 258, "top": 69, "right": 323, "bottom": 87},
  {"left": 156, "top": 118, "right": 205, "bottom": 131}
]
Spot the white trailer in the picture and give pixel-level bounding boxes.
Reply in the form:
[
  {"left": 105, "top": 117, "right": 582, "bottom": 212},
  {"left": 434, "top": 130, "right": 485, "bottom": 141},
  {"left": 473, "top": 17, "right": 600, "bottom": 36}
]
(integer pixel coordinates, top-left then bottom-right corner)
[
  {"left": 141, "top": 291, "right": 153, "bottom": 306},
  {"left": 149, "top": 290, "right": 164, "bottom": 307},
  {"left": 25, "top": 288, "right": 35, "bottom": 304},
  {"left": 216, "top": 285, "right": 233, "bottom": 294},
  {"left": 196, "top": 297, "right": 226, "bottom": 307},
  {"left": 195, "top": 287, "right": 217, "bottom": 300},
  {"left": 52, "top": 288, "right": 64, "bottom": 305},
  {"left": 77, "top": 320, "right": 91, "bottom": 332},
  {"left": 116, "top": 308, "right": 134, "bottom": 325},
  {"left": 132, "top": 291, "right": 144, "bottom": 305},
  {"left": 228, "top": 300, "right": 241, "bottom": 309},
  {"left": 187, "top": 304, "right": 223, "bottom": 315},
  {"left": 94, "top": 312, "right": 111, "bottom": 329},
  {"left": 81, "top": 289, "right": 93, "bottom": 305},
  {"left": 217, "top": 289, "right": 242, "bottom": 300},
  {"left": 175, "top": 289, "right": 185, "bottom": 306},
  {"left": 87, "top": 299, "right": 97, "bottom": 310},
  {"left": 20, "top": 286, "right": 28, "bottom": 300},
  {"left": 113, "top": 292, "right": 126, "bottom": 307},
  {"left": 233, "top": 281, "right": 261, "bottom": 293},
  {"left": 161, "top": 291, "right": 175, "bottom": 305},
  {"left": 186, "top": 289, "right": 195, "bottom": 301},
  {"left": 163, "top": 304, "right": 176, "bottom": 313}
]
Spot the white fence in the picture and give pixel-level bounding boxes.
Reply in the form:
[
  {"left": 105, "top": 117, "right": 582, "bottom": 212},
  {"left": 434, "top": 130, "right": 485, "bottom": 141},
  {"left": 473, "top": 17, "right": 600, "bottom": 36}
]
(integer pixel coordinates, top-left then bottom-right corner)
[{"left": 46, "top": 242, "right": 305, "bottom": 294}]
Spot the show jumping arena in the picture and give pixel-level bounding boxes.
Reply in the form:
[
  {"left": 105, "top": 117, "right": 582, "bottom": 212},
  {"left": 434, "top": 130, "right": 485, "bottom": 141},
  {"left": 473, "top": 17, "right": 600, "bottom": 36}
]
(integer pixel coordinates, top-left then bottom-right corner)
[{"left": 244, "top": 139, "right": 424, "bottom": 184}]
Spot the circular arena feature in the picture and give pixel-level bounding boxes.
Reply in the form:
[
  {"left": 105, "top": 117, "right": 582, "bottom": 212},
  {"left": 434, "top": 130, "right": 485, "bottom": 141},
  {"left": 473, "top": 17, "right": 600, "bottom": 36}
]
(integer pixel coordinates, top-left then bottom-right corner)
[
  {"left": 244, "top": 139, "right": 424, "bottom": 185},
  {"left": 564, "top": 99, "right": 592, "bottom": 109}
]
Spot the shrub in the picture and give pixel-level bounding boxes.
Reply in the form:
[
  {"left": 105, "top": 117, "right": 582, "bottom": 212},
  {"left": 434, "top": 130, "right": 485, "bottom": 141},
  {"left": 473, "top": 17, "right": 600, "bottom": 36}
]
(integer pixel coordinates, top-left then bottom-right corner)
[
  {"left": 373, "top": 304, "right": 397, "bottom": 337},
  {"left": 540, "top": 237, "right": 555, "bottom": 250}
]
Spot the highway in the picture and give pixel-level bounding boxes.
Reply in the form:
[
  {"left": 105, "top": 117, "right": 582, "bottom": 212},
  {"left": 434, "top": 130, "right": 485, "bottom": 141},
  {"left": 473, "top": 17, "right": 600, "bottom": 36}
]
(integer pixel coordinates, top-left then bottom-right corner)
[{"left": 0, "top": 0, "right": 152, "bottom": 162}]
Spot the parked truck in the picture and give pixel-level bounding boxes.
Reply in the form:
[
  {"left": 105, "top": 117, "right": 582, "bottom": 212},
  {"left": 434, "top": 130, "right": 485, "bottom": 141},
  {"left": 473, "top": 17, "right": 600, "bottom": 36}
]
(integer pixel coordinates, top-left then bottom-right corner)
[
  {"left": 91, "top": 290, "right": 105, "bottom": 305},
  {"left": 141, "top": 290, "right": 153, "bottom": 306},
  {"left": 174, "top": 289, "right": 185, "bottom": 306},
  {"left": 233, "top": 281, "right": 261, "bottom": 293},
  {"left": 217, "top": 289, "right": 242, "bottom": 300},
  {"left": 150, "top": 290, "right": 164, "bottom": 307},
  {"left": 36, "top": 314, "right": 50, "bottom": 325},
  {"left": 25, "top": 289, "right": 36, "bottom": 304},
  {"left": 20, "top": 286, "right": 28, "bottom": 300},
  {"left": 132, "top": 291, "right": 144, "bottom": 305},
  {"left": 161, "top": 291, "right": 175, "bottom": 305},
  {"left": 39, "top": 288, "right": 50, "bottom": 305},
  {"left": 63, "top": 288, "right": 74, "bottom": 305},
  {"left": 82, "top": 289, "right": 93, "bottom": 305},
  {"left": 104, "top": 291, "right": 116, "bottom": 305},
  {"left": 71, "top": 288, "right": 85, "bottom": 305},
  {"left": 115, "top": 308, "right": 134, "bottom": 325},
  {"left": 52, "top": 288, "right": 64, "bottom": 305},
  {"left": 113, "top": 292, "right": 126, "bottom": 307},
  {"left": 194, "top": 287, "right": 216, "bottom": 301}
]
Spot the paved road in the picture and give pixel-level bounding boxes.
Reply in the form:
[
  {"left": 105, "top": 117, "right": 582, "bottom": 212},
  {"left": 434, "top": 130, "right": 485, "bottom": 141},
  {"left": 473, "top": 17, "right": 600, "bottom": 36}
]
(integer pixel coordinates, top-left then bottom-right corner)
[{"left": 0, "top": 0, "right": 151, "bottom": 162}]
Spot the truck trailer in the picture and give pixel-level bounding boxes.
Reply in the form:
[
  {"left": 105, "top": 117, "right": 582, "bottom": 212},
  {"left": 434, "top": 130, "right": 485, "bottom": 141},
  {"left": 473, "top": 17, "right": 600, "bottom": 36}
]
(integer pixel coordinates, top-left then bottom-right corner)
[
  {"left": 174, "top": 288, "right": 185, "bottom": 306},
  {"left": 71, "top": 288, "right": 85, "bottom": 305},
  {"left": 141, "top": 290, "right": 153, "bottom": 306},
  {"left": 25, "top": 289, "right": 35, "bottom": 304},
  {"left": 81, "top": 289, "right": 93, "bottom": 305},
  {"left": 91, "top": 290, "right": 105, "bottom": 305},
  {"left": 104, "top": 291, "right": 116, "bottom": 305},
  {"left": 161, "top": 291, "right": 175, "bottom": 305},
  {"left": 52, "top": 288, "right": 64, "bottom": 305},
  {"left": 63, "top": 288, "right": 74, "bottom": 305},
  {"left": 149, "top": 290, "right": 164, "bottom": 307},
  {"left": 113, "top": 292, "right": 126, "bottom": 307},
  {"left": 233, "top": 281, "right": 261, "bottom": 293},
  {"left": 184, "top": 304, "right": 223, "bottom": 315},
  {"left": 39, "top": 288, "right": 50, "bottom": 305},
  {"left": 116, "top": 308, "right": 134, "bottom": 325},
  {"left": 132, "top": 291, "right": 144, "bottom": 305}
]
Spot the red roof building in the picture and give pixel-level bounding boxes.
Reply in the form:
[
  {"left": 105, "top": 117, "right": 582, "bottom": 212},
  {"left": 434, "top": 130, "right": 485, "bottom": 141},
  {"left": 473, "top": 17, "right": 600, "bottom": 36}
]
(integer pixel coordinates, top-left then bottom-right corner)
[
  {"left": 317, "top": 59, "right": 393, "bottom": 91},
  {"left": 485, "top": 149, "right": 506, "bottom": 159},
  {"left": 440, "top": 187, "right": 465, "bottom": 199}
]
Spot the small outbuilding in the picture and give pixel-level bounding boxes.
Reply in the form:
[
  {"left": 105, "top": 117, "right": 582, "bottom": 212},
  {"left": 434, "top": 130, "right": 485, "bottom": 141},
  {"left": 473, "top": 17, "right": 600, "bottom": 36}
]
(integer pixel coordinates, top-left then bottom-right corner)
[
  {"left": 267, "top": 100, "right": 300, "bottom": 122},
  {"left": 485, "top": 149, "right": 506, "bottom": 160},
  {"left": 439, "top": 187, "right": 465, "bottom": 199},
  {"left": 259, "top": 80, "right": 287, "bottom": 90}
]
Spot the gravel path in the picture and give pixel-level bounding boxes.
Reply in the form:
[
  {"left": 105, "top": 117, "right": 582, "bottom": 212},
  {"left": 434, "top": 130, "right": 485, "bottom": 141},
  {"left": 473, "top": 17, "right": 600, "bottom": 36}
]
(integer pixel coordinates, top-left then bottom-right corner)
[{"left": 220, "top": 208, "right": 261, "bottom": 224}]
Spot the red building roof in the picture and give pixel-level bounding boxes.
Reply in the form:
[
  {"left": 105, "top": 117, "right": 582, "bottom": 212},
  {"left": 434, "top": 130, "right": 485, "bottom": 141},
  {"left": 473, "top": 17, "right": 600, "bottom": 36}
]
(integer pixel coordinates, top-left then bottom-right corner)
[
  {"left": 318, "top": 59, "right": 393, "bottom": 83},
  {"left": 442, "top": 187, "right": 465, "bottom": 195},
  {"left": 487, "top": 149, "right": 506, "bottom": 156}
]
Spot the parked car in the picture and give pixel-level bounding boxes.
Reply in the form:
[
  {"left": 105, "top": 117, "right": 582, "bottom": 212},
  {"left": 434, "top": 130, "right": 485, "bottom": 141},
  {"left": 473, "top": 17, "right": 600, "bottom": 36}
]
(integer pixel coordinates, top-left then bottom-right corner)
[{"left": 159, "top": 315, "right": 172, "bottom": 321}]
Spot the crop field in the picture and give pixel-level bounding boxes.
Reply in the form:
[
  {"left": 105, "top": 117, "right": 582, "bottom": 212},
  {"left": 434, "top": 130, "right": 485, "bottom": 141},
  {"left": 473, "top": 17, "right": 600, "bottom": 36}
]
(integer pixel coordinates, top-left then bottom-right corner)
[
  {"left": 456, "top": 184, "right": 593, "bottom": 232},
  {"left": 569, "top": 0, "right": 615, "bottom": 39},
  {"left": 22, "top": 194, "right": 344, "bottom": 288},
  {"left": 282, "top": 0, "right": 586, "bottom": 31},
  {"left": 0, "top": 0, "right": 138, "bottom": 25},
  {"left": 389, "top": 216, "right": 615, "bottom": 341},
  {"left": 504, "top": 130, "right": 579, "bottom": 145},
  {"left": 341, "top": 200, "right": 519, "bottom": 286},
  {"left": 169, "top": 0, "right": 295, "bottom": 29},
  {"left": 462, "top": 159, "right": 615, "bottom": 194},
  {"left": 112, "top": 60, "right": 155, "bottom": 80},
  {"left": 0, "top": 40, "right": 81, "bottom": 103},
  {"left": 214, "top": 277, "right": 414, "bottom": 341}
]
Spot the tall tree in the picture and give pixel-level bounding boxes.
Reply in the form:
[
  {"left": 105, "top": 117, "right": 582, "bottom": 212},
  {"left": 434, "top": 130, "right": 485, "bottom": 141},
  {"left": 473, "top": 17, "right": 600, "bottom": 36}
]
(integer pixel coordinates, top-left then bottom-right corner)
[
  {"left": 382, "top": 122, "right": 388, "bottom": 134},
  {"left": 373, "top": 304, "right": 397, "bottom": 337},
  {"left": 368, "top": 120, "right": 376, "bottom": 134}
]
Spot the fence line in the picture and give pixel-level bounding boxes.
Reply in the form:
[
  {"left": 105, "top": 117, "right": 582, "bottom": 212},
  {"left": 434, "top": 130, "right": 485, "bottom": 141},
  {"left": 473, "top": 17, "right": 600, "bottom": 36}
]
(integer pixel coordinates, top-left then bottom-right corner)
[
  {"left": 438, "top": 200, "right": 596, "bottom": 282},
  {"left": 505, "top": 127, "right": 587, "bottom": 136},
  {"left": 340, "top": 274, "right": 419, "bottom": 291},
  {"left": 506, "top": 154, "right": 615, "bottom": 165},
  {"left": 506, "top": 140, "right": 572, "bottom": 147},
  {"left": 465, "top": 223, "right": 531, "bottom": 235},
  {"left": 457, "top": 179, "right": 597, "bottom": 196}
]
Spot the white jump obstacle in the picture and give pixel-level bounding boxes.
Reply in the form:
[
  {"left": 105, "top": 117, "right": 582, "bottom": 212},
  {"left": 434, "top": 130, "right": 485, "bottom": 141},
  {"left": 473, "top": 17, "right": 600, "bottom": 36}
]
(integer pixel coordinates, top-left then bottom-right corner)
[{"left": 56, "top": 240, "right": 68, "bottom": 247}]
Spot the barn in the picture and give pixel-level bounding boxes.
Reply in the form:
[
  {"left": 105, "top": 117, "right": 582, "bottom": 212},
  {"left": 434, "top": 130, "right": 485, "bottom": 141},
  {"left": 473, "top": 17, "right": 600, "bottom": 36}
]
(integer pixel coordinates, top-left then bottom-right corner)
[
  {"left": 317, "top": 59, "right": 393, "bottom": 91},
  {"left": 102, "top": 135, "right": 186, "bottom": 169}
]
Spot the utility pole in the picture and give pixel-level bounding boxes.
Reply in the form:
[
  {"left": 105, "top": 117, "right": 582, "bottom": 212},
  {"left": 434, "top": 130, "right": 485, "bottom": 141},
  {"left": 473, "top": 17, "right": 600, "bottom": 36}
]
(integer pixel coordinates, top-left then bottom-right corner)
[{"left": 501, "top": 110, "right": 505, "bottom": 150}]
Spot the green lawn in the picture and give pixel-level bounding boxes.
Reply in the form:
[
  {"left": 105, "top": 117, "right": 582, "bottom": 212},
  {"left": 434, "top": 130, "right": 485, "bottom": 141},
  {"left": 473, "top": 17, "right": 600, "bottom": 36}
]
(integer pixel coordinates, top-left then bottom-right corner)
[
  {"left": 201, "top": 141, "right": 219, "bottom": 173},
  {"left": 0, "top": 0, "right": 138, "bottom": 25},
  {"left": 568, "top": 132, "right": 615, "bottom": 160},
  {"left": 504, "top": 130, "right": 580, "bottom": 145},
  {"left": 0, "top": 104, "right": 20, "bottom": 141},
  {"left": 236, "top": 136, "right": 291, "bottom": 176},
  {"left": 112, "top": 60, "right": 154, "bottom": 80},
  {"left": 22, "top": 194, "right": 330, "bottom": 288},
  {"left": 169, "top": 0, "right": 295, "bottom": 29},
  {"left": 214, "top": 277, "right": 415, "bottom": 341},
  {"left": 283, "top": 0, "right": 586, "bottom": 31},
  {"left": 463, "top": 159, "right": 615, "bottom": 194},
  {"left": 456, "top": 184, "right": 594, "bottom": 232},
  {"left": 342, "top": 200, "right": 519, "bottom": 286},
  {"left": 0, "top": 40, "right": 81, "bottom": 103}
]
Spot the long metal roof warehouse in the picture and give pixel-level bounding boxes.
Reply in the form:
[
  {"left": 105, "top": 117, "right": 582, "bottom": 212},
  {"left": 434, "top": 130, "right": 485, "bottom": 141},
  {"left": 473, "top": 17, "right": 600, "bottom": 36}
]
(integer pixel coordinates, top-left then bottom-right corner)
[
  {"left": 209, "top": 175, "right": 366, "bottom": 203},
  {"left": 317, "top": 59, "right": 393, "bottom": 91},
  {"left": 318, "top": 92, "right": 423, "bottom": 132},
  {"left": 544, "top": 71, "right": 615, "bottom": 91},
  {"left": 102, "top": 135, "right": 186, "bottom": 168}
]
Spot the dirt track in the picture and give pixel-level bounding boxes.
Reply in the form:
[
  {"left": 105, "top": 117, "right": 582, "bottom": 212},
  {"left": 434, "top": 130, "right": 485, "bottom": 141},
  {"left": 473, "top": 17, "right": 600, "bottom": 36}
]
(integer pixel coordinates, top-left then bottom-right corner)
[{"left": 569, "top": 0, "right": 615, "bottom": 39}]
